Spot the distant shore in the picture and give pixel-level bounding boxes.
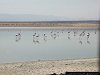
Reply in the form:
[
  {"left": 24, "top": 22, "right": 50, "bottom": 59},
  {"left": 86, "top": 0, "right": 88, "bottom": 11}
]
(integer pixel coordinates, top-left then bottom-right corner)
[
  {"left": 0, "top": 21, "right": 99, "bottom": 27},
  {"left": 0, "top": 58, "right": 99, "bottom": 75}
]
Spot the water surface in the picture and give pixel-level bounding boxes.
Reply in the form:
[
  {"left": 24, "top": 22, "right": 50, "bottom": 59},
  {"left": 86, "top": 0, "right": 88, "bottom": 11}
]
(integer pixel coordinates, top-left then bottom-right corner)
[{"left": 0, "top": 27, "right": 99, "bottom": 63}]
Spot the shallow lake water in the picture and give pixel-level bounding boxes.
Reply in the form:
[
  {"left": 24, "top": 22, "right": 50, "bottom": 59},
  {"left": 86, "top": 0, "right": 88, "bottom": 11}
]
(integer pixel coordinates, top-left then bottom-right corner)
[{"left": 0, "top": 27, "right": 99, "bottom": 63}]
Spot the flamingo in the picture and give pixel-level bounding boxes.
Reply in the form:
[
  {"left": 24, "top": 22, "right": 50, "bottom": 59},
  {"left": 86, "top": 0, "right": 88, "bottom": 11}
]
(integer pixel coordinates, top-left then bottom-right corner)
[
  {"left": 36, "top": 34, "right": 39, "bottom": 37},
  {"left": 33, "top": 33, "right": 36, "bottom": 37},
  {"left": 87, "top": 33, "right": 90, "bottom": 37},
  {"left": 44, "top": 34, "right": 47, "bottom": 37},
  {"left": 87, "top": 33, "right": 90, "bottom": 40},
  {"left": 68, "top": 31, "right": 70, "bottom": 33},
  {"left": 16, "top": 33, "right": 21, "bottom": 36}
]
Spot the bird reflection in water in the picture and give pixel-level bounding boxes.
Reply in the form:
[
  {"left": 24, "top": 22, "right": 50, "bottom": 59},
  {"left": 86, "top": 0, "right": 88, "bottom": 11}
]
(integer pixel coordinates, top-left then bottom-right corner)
[
  {"left": 79, "top": 40, "right": 83, "bottom": 45},
  {"left": 79, "top": 34, "right": 83, "bottom": 45},
  {"left": 87, "top": 40, "right": 90, "bottom": 44},
  {"left": 74, "top": 31, "right": 77, "bottom": 36},
  {"left": 79, "top": 31, "right": 84, "bottom": 45},
  {"left": 33, "top": 39, "right": 40, "bottom": 44},
  {"left": 95, "top": 31, "right": 96, "bottom": 34}
]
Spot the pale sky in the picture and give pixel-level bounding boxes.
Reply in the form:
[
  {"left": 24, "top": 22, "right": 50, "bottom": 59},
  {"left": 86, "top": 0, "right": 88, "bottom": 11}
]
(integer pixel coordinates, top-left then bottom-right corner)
[{"left": 0, "top": 0, "right": 100, "bottom": 20}]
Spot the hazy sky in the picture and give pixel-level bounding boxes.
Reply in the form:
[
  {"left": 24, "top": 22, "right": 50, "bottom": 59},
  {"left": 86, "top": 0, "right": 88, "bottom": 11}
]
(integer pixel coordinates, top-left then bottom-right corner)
[{"left": 0, "top": 0, "right": 100, "bottom": 20}]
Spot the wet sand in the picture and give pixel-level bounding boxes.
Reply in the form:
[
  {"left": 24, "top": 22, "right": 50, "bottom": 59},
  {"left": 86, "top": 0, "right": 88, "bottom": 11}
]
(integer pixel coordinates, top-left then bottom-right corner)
[{"left": 0, "top": 58, "right": 99, "bottom": 75}]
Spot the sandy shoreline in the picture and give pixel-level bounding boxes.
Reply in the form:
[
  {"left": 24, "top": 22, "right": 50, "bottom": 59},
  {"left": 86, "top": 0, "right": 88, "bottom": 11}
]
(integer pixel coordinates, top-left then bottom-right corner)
[
  {"left": 0, "top": 58, "right": 99, "bottom": 75},
  {"left": 0, "top": 21, "right": 99, "bottom": 28}
]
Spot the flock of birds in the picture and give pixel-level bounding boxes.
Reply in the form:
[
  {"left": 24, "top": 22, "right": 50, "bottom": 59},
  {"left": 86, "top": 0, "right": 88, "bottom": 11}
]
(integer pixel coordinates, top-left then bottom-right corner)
[{"left": 15, "top": 29, "right": 97, "bottom": 45}]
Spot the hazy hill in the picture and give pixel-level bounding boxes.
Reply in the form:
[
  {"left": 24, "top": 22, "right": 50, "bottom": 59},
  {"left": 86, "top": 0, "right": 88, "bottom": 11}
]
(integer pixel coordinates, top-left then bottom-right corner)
[
  {"left": 0, "top": 14, "right": 68, "bottom": 21},
  {"left": 0, "top": 14, "right": 99, "bottom": 24}
]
